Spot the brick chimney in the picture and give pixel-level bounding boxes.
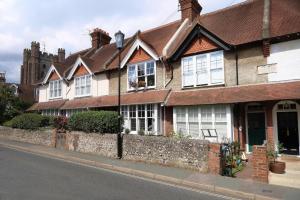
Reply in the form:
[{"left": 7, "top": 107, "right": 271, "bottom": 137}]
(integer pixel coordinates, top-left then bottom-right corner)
[
  {"left": 179, "top": 0, "right": 202, "bottom": 22},
  {"left": 58, "top": 48, "right": 65, "bottom": 63},
  {"left": 90, "top": 28, "right": 112, "bottom": 49}
]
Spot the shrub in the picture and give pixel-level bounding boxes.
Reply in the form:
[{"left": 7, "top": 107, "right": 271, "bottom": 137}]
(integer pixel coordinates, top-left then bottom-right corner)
[
  {"left": 53, "top": 116, "right": 68, "bottom": 131},
  {"left": 41, "top": 116, "right": 56, "bottom": 127},
  {"left": 9, "top": 113, "right": 45, "bottom": 130},
  {"left": 69, "top": 111, "right": 122, "bottom": 134},
  {"left": 3, "top": 120, "right": 13, "bottom": 127}
]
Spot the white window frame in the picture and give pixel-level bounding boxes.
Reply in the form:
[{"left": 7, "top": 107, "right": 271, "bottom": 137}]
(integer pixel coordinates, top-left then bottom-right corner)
[
  {"left": 75, "top": 75, "right": 92, "bottom": 98},
  {"left": 121, "top": 104, "right": 160, "bottom": 135},
  {"left": 173, "top": 105, "right": 232, "bottom": 142},
  {"left": 127, "top": 61, "right": 156, "bottom": 91},
  {"left": 49, "top": 80, "right": 62, "bottom": 99},
  {"left": 181, "top": 50, "right": 224, "bottom": 88}
]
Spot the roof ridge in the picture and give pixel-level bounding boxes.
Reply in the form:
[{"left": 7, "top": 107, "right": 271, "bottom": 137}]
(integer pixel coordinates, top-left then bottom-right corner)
[
  {"left": 141, "top": 20, "right": 181, "bottom": 34},
  {"left": 201, "top": 0, "right": 258, "bottom": 18}
]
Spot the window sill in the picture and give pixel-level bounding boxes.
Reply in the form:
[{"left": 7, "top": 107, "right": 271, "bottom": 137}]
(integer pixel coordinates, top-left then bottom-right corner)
[
  {"left": 74, "top": 95, "right": 92, "bottom": 99},
  {"left": 49, "top": 97, "right": 63, "bottom": 101},
  {"left": 127, "top": 86, "right": 156, "bottom": 93},
  {"left": 182, "top": 83, "right": 225, "bottom": 90}
]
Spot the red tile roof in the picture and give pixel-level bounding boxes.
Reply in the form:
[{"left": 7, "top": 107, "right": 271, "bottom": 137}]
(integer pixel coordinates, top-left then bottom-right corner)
[
  {"left": 27, "top": 100, "right": 67, "bottom": 111},
  {"left": 166, "top": 81, "right": 300, "bottom": 106},
  {"left": 61, "top": 90, "right": 170, "bottom": 110}
]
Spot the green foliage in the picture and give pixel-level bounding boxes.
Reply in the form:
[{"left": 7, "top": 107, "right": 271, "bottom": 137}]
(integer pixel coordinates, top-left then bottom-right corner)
[
  {"left": 125, "top": 128, "right": 130, "bottom": 134},
  {"left": 170, "top": 131, "right": 191, "bottom": 139},
  {"left": 53, "top": 116, "right": 68, "bottom": 131},
  {"left": 267, "top": 143, "right": 284, "bottom": 162},
  {"left": 9, "top": 113, "right": 45, "bottom": 130},
  {"left": 0, "top": 85, "right": 32, "bottom": 124},
  {"left": 69, "top": 111, "right": 122, "bottom": 134}
]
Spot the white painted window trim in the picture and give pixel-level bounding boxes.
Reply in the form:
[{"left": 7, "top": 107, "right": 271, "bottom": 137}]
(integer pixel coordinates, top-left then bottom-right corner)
[
  {"left": 49, "top": 80, "right": 62, "bottom": 100},
  {"left": 127, "top": 60, "right": 156, "bottom": 91},
  {"left": 121, "top": 104, "right": 160, "bottom": 135},
  {"left": 74, "top": 74, "right": 92, "bottom": 98},
  {"left": 181, "top": 50, "right": 225, "bottom": 88},
  {"left": 121, "top": 39, "right": 159, "bottom": 69},
  {"left": 66, "top": 57, "right": 93, "bottom": 80},
  {"left": 42, "top": 65, "right": 63, "bottom": 84}
]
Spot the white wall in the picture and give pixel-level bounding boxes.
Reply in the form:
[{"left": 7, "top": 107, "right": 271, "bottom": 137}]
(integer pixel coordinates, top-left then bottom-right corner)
[
  {"left": 268, "top": 39, "right": 300, "bottom": 82},
  {"left": 39, "top": 85, "right": 48, "bottom": 102},
  {"left": 38, "top": 73, "right": 110, "bottom": 102}
]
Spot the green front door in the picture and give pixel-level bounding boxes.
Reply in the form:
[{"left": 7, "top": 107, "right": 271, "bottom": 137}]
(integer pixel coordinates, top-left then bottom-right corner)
[{"left": 248, "top": 112, "right": 266, "bottom": 152}]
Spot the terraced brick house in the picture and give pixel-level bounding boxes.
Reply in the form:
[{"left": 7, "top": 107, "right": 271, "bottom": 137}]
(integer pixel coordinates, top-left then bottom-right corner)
[{"left": 29, "top": 0, "right": 300, "bottom": 156}]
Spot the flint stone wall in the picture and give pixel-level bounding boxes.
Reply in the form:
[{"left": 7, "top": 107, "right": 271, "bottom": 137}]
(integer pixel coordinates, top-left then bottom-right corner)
[
  {"left": 0, "top": 126, "right": 52, "bottom": 146},
  {"left": 123, "top": 135, "right": 210, "bottom": 172},
  {"left": 65, "top": 132, "right": 118, "bottom": 158}
]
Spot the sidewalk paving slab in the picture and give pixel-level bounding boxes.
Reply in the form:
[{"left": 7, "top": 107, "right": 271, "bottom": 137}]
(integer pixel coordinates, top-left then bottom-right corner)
[{"left": 1, "top": 138, "right": 300, "bottom": 200}]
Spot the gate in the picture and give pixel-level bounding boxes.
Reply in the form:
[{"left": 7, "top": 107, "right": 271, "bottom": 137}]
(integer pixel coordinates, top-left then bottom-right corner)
[{"left": 55, "top": 131, "right": 66, "bottom": 150}]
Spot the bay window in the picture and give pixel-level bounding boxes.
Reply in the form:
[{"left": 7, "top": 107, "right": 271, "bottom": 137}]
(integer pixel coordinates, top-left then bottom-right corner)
[
  {"left": 121, "top": 104, "right": 161, "bottom": 135},
  {"left": 182, "top": 51, "right": 224, "bottom": 87},
  {"left": 174, "top": 105, "right": 232, "bottom": 142},
  {"left": 49, "top": 80, "right": 62, "bottom": 99},
  {"left": 75, "top": 75, "right": 91, "bottom": 97},
  {"left": 128, "top": 61, "right": 155, "bottom": 90}
]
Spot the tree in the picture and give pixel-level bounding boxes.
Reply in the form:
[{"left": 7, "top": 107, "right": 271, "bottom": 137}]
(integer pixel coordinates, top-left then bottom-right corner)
[{"left": 0, "top": 85, "right": 31, "bottom": 124}]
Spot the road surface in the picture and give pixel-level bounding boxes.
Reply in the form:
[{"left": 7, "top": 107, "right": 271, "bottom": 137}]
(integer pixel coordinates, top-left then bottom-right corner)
[{"left": 0, "top": 145, "right": 234, "bottom": 200}]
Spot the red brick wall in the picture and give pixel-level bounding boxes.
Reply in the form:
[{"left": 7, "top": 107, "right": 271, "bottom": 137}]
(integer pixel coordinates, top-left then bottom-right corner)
[
  {"left": 265, "top": 102, "right": 276, "bottom": 151},
  {"left": 252, "top": 145, "right": 269, "bottom": 183},
  {"left": 208, "top": 143, "right": 221, "bottom": 174}
]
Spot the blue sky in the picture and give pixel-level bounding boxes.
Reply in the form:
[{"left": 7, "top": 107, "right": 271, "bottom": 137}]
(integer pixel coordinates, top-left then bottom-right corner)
[{"left": 0, "top": 0, "right": 245, "bottom": 83}]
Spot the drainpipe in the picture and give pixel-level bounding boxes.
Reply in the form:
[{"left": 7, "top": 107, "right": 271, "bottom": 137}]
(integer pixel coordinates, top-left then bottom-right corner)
[{"left": 235, "top": 46, "right": 241, "bottom": 150}]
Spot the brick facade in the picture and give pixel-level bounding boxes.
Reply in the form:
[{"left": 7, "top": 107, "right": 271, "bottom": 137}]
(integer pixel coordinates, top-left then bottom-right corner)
[
  {"left": 252, "top": 145, "right": 269, "bottom": 183},
  {"left": 208, "top": 143, "right": 221, "bottom": 174}
]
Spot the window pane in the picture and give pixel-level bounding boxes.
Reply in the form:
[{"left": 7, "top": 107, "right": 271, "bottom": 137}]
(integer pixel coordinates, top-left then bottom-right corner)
[
  {"left": 183, "top": 57, "right": 194, "bottom": 86},
  {"left": 215, "top": 105, "right": 227, "bottom": 122},
  {"left": 201, "top": 106, "right": 212, "bottom": 122},
  {"left": 131, "top": 119, "right": 136, "bottom": 131},
  {"left": 138, "top": 105, "right": 145, "bottom": 117},
  {"left": 196, "top": 55, "right": 208, "bottom": 85},
  {"left": 147, "top": 75, "right": 155, "bottom": 87},
  {"left": 128, "top": 65, "right": 136, "bottom": 87},
  {"left": 210, "top": 52, "right": 224, "bottom": 84},
  {"left": 188, "top": 107, "right": 199, "bottom": 138},
  {"left": 139, "top": 119, "right": 145, "bottom": 131},
  {"left": 146, "top": 62, "right": 154, "bottom": 75},
  {"left": 138, "top": 64, "right": 145, "bottom": 76},
  {"left": 129, "top": 105, "right": 136, "bottom": 117}
]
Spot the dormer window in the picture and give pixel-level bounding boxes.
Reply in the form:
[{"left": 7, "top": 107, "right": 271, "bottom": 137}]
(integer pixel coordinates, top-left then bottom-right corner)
[
  {"left": 128, "top": 61, "right": 155, "bottom": 90},
  {"left": 49, "top": 80, "right": 62, "bottom": 99},
  {"left": 182, "top": 50, "right": 224, "bottom": 87},
  {"left": 75, "top": 75, "right": 91, "bottom": 97}
]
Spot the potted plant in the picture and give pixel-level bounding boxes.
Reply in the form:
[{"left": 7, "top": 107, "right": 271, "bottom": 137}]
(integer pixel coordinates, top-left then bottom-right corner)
[
  {"left": 267, "top": 143, "right": 286, "bottom": 174},
  {"left": 125, "top": 128, "right": 130, "bottom": 135}
]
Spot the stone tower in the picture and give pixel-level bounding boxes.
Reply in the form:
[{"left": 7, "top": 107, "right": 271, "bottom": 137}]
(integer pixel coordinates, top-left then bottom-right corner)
[{"left": 20, "top": 41, "right": 66, "bottom": 102}]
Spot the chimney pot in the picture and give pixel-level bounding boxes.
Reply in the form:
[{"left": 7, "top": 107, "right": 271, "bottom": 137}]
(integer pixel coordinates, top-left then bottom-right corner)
[
  {"left": 90, "top": 28, "right": 112, "bottom": 49},
  {"left": 179, "top": 0, "right": 202, "bottom": 22}
]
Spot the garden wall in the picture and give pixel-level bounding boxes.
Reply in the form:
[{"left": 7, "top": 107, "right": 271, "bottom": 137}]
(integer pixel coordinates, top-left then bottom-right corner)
[
  {"left": 123, "top": 135, "right": 211, "bottom": 172},
  {"left": 0, "top": 127, "right": 221, "bottom": 172},
  {"left": 65, "top": 132, "right": 118, "bottom": 158},
  {"left": 0, "top": 126, "right": 52, "bottom": 146}
]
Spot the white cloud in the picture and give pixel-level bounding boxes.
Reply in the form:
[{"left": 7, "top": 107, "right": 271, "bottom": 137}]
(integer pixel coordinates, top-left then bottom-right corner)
[{"left": 0, "top": 0, "right": 246, "bottom": 83}]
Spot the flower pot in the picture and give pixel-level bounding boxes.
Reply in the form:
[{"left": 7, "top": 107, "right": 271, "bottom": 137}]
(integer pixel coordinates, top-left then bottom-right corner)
[{"left": 269, "top": 161, "right": 286, "bottom": 174}]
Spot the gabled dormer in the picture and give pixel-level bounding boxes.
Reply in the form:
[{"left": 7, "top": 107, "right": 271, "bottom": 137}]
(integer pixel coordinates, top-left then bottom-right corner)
[
  {"left": 66, "top": 56, "right": 94, "bottom": 98},
  {"left": 121, "top": 38, "right": 159, "bottom": 91},
  {"left": 169, "top": 24, "right": 230, "bottom": 88},
  {"left": 42, "top": 65, "right": 64, "bottom": 100}
]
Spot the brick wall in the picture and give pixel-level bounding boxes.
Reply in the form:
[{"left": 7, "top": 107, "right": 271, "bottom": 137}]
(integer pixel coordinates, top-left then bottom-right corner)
[
  {"left": 252, "top": 145, "right": 269, "bottom": 183},
  {"left": 208, "top": 143, "right": 221, "bottom": 174}
]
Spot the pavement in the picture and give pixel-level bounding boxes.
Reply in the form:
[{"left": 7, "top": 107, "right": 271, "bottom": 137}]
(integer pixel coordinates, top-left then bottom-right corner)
[
  {"left": 269, "top": 156, "right": 300, "bottom": 189},
  {"left": 1, "top": 138, "right": 300, "bottom": 200}
]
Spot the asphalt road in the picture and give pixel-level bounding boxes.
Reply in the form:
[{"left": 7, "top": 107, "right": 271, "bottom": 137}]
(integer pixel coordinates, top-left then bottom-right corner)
[{"left": 0, "top": 146, "right": 233, "bottom": 200}]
